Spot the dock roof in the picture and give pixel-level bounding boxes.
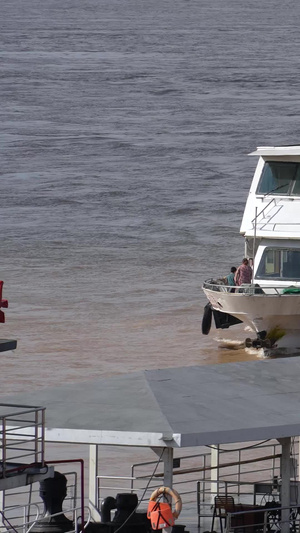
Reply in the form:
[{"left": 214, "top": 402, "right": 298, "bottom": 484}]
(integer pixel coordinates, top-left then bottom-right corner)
[{"left": 3, "top": 357, "right": 300, "bottom": 448}]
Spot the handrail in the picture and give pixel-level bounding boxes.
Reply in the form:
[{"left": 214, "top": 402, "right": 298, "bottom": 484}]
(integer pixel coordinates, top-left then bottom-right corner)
[
  {"left": 203, "top": 280, "right": 300, "bottom": 295},
  {"left": 1, "top": 505, "right": 91, "bottom": 533},
  {"left": 251, "top": 197, "right": 276, "bottom": 226},
  {"left": 258, "top": 222, "right": 300, "bottom": 232},
  {"left": 249, "top": 197, "right": 300, "bottom": 234},
  {"left": 226, "top": 504, "right": 300, "bottom": 533},
  {"left": 1, "top": 470, "right": 79, "bottom": 533},
  {"left": 0, "top": 502, "right": 41, "bottom": 529},
  {"left": 96, "top": 442, "right": 284, "bottom": 524},
  {"left": 0, "top": 405, "right": 45, "bottom": 477},
  {"left": 155, "top": 454, "right": 282, "bottom": 478}
]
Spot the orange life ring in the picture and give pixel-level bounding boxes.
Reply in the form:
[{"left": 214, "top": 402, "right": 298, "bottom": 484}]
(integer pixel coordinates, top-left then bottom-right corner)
[{"left": 149, "top": 486, "right": 182, "bottom": 519}]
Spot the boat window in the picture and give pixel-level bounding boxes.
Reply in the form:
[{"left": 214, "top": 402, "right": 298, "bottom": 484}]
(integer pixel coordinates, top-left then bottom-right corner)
[
  {"left": 256, "top": 248, "right": 300, "bottom": 280},
  {"left": 256, "top": 161, "right": 300, "bottom": 196},
  {"left": 291, "top": 165, "right": 300, "bottom": 194}
]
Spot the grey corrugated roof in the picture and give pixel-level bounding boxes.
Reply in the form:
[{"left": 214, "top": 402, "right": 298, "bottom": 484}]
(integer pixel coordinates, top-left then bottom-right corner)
[{"left": 2, "top": 358, "right": 300, "bottom": 447}]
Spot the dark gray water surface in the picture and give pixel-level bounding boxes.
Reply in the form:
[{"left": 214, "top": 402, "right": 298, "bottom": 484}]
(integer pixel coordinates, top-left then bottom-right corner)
[{"left": 1, "top": 0, "right": 300, "bottom": 391}]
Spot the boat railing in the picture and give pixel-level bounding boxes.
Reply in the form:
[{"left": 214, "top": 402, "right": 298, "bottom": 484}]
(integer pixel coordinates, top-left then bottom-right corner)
[
  {"left": 0, "top": 404, "right": 45, "bottom": 478},
  {"left": 251, "top": 197, "right": 276, "bottom": 226},
  {"left": 203, "top": 280, "right": 298, "bottom": 295}
]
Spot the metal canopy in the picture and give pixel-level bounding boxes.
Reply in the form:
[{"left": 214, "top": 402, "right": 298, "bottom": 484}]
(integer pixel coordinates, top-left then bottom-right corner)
[{"left": 2, "top": 357, "right": 300, "bottom": 448}]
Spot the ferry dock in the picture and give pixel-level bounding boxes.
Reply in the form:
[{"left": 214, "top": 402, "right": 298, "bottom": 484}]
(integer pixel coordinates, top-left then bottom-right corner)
[{"left": 2, "top": 357, "right": 300, "bottom": 532}]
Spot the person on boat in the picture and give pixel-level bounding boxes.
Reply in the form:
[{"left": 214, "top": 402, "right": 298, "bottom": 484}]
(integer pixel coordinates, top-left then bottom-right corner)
[
  {"left": 225, "top": 266, "right": 237, "bottom": 286},
  {"left": 234, "top": 258, "right": 252, "bottom": 286}
]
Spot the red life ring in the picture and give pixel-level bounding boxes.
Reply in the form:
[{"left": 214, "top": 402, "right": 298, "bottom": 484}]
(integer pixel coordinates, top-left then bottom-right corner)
[{"left": 147, "top": 486, "right": 182, "bottom": 530}]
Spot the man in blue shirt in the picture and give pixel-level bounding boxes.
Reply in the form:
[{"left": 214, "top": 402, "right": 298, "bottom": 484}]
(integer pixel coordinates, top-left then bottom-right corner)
[{"left": 226, "top": 266, "right": 237, "bottom": 286}]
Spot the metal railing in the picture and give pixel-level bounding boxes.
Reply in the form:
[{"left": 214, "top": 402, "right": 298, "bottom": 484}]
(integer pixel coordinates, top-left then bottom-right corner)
[
  {"left": 196, "top": 438, "right": 299, "bottom": 529},
  {"left": 0, "top": 504, "right": 91, "bottom": 533},
  {"left": 226, "top": 504, "right": 300, "bottom": 533},
  {"left": 96, "top": 450, "right": 212, "bottom": 510},
  {"left": 197, "top": 479, "right": 278, "bottom": 528},
  {"left": 0, "top": 404, "right": 45, "bottom": 478},
  {"left": 203, "top": 280, "right": 299, "bottom": 295},
  {"left": 198, "top": 446, "right": 281, "bottom": 504},
  {"left": 96, "top": 441, "right": 287, "bottom": 523},
  {"left": 251, "top": 198, "right": 277, "bottom": 227},
  {"left": 2, "top": 470, "right": 78, "bottom": 517},
  {"left": 0, "top": 503, "right": 42, "bottom": 533}
]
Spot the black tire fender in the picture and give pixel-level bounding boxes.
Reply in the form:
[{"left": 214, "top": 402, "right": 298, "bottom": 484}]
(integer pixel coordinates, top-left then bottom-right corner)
[{"left": 202, "top": 303, "right": 212, "bottom": 335}]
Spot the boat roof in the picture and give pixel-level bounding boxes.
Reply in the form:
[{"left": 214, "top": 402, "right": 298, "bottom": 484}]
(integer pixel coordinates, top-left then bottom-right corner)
[
  {"left": 250, "top": 145, "right": 300, "bottom": 157},
  {"left": 2, "top": 358, "right": 300, "bottom": 448}
]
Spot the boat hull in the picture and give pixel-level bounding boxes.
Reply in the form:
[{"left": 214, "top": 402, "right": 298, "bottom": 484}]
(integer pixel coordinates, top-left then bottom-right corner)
[{"left": 203, "top": 287, "right": 300, "bottom": 351}]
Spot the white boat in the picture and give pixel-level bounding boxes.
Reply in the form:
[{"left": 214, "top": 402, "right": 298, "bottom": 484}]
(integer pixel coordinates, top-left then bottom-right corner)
[{"left": 202, "top": 145, "right": 300, "bottom": 354}]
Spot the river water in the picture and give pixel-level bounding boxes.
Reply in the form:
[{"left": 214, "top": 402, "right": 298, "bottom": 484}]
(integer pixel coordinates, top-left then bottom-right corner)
[{"left": 1, "top": 0, "right": 300, "bottom": 395}]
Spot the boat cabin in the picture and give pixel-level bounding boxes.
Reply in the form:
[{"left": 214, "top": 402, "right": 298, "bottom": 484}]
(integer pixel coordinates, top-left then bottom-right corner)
[
  {"left": 240, "top": 146, "right": 300, "bottom": 286},
  {"left": 254, "top": 240, "right": 300, "bottom": 285}
]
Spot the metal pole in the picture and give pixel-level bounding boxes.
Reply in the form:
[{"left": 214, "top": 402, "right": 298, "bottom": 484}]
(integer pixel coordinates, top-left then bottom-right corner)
[
  {"left": 210, "top": 445, "right": 219, "bottom": 504},
  {"left": 163, "top": 448, "right": 173, "bottom": 533},
  {"left": 0, "top": 422, "right": 5, "bottom": 531},
  {"left": 252, "top": 206, "right": 258, "bottom": 284},
  {"left": 279, "top": 437, "right": 291, "bottom": 533},
  {"left": 89, "top": 444, "right": 101, "bottom": 521},
  {"left": 41, "top": 408, "right": 45, "bottom": 466},
  {"left": 34, "top": 409, "right": 39, "bottom": 464}
]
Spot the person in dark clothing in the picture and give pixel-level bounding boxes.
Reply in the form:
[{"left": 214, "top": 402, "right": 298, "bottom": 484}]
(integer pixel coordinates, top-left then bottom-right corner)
[{"left": 226, "top": 266, "right": 237, "bottom": 286}]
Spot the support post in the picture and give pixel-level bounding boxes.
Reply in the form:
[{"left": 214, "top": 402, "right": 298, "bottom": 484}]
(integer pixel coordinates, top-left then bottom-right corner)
[
  {"left": 252, "top": 206, "right": 258, "bottom": 283},
  {"left": 298, "top": 438, "right": 300, "bottom": 481},
  {"left": 0, "top": 491, "right": 4, "bottom": 533},
  {"left": 151, "top": 447, "right": 173, "bottom": 488},
  {"left": 0, "top": 442, "right": 4, "bottom": 532},
  {"left": 162, "top": 448, "right": 173, "bottom": 533},
  {"left": 278, "top": 437, "right": 291, "bottom": 533},
  {"left": 163, "top": 447, "right": 173, "bottom": 489},
  {"left": 89, "top": 444, "right": 101, "bottom": 521},
  {"left": 151, "top": 447, "right": 173, "bottom": 533},
  {"left": 210, "top": 445, "right": 219, "bottom": 504}
]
